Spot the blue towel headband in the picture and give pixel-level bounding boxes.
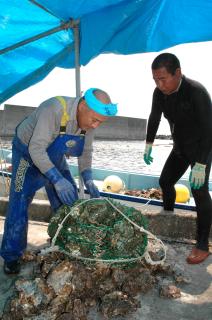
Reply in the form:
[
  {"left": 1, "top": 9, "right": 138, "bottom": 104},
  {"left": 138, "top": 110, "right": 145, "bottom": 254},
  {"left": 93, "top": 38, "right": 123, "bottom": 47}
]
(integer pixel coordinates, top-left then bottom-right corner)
[{"left": 84, "top": 88, "right": 118, "bottom": 116}]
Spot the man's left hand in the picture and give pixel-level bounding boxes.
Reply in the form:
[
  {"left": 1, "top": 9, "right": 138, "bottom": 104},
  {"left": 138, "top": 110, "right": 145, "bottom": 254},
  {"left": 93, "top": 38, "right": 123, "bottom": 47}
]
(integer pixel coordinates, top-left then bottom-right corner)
[
  {"left": 189, "top": 162, "right": 206, "bottom": 189},
  {"left": 84, "top": 179, "right": 100, "bottom": 198},
  {"left": 81, "top": 169, "right": 100, "bottom": 198}
]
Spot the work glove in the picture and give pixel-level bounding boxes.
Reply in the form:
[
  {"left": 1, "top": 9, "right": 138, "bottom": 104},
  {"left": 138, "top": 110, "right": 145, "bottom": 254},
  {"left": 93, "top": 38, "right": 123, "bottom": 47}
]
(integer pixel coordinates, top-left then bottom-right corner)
[
  {"left": 189, "top": 162, "right": 206, "bottom": 189},
  {"left": 45, "top": 167, "right": 78, "bottom": 205},
  {"left": 81, "top": 169, "right": 100, "bottom": 198},
  {"left": 143, "top": 143, "right": 153, "bottom": 165}
]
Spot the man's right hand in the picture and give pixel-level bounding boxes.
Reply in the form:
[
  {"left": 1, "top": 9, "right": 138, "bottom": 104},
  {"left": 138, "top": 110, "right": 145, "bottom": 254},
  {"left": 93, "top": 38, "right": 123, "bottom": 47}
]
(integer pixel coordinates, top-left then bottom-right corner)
[
  {"left": 45, "top": 167, "right": 78, "bottom": 205},
  {"left": 54, "top": 177, "right": 78, "bottom": 205},
  {"left": 143, "top": 143, "right": 153, "bottom": 165}
]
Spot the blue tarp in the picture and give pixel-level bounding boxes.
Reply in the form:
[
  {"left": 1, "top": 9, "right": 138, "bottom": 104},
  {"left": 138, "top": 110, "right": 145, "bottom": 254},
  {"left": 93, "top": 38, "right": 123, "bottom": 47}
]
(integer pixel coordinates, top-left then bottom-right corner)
[{"left": 0, "top": 0, "right": 212, "bottom": 104}]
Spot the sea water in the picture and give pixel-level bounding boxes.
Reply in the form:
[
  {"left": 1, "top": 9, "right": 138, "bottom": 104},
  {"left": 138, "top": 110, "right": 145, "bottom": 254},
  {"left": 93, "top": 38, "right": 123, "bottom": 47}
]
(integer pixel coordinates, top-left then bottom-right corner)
[
  {"left": 1, "top": 138, "right": 212, "bottom": 181},
  {"left": 71, "top": 139, "right": 212, "bottom": 180}
]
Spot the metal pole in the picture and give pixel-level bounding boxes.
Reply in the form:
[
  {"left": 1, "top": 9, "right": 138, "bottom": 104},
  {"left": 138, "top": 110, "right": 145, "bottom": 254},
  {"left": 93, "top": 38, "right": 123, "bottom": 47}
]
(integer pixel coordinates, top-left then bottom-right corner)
[
  {"left": 73, "top": 20, "right": 85, "bottom": 198},
  {"left": 73, "top": 20, "right": 81, "bottom": 97},
  {"left": 0, "top": 21, "right": 73, "bottom": 56}
]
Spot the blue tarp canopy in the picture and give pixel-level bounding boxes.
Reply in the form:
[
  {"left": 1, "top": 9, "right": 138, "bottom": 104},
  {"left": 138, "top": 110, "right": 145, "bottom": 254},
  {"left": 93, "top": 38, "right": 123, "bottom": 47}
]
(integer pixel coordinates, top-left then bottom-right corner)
[{"left": 0, "top": 0, "right": 212, "bottom": 104}]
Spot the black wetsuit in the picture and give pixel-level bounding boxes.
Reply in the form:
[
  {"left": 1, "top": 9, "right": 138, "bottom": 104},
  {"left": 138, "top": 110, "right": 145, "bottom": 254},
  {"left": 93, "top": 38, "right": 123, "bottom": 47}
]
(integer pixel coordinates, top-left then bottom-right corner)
[{"left": 146, "top": 76, "right": 212, "bottom": 251}]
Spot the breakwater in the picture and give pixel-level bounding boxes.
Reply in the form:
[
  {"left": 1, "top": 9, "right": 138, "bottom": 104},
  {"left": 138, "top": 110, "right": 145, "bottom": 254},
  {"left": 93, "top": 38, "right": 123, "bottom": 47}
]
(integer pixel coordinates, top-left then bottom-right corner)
[{"left": 0, "top": 104, "right": 147, "bottom": 140}]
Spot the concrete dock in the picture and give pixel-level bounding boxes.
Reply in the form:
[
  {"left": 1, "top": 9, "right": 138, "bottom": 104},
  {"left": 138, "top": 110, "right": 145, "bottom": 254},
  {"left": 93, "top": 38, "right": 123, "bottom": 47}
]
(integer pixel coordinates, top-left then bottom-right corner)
[
  {"left": 0, "top": 197, "right": 211, "bottom": 319},
  {"left": 0, "top": 215, "right": 211, "bottom": 320}
]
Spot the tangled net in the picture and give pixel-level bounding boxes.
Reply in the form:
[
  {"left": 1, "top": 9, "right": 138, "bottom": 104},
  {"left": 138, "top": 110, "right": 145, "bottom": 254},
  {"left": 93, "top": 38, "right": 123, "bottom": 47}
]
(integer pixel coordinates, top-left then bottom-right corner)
[{"left": 47, "top": 198, "right": 149, "bottom": 268}]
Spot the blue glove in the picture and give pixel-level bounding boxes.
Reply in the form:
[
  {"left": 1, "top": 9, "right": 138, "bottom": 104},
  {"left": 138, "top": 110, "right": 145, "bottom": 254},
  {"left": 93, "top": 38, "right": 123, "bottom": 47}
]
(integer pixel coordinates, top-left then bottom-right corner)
[
  {"left": 81, "top": 169, "right": 100, "bottom": 198},
  {"left": 189, "top": 162, "right": 206, "bottom": 189},
  {"left": 45, "top": 167, "right": 78, "bottom": 205},
  {"left": 143, "top": 143, "right": 153, "bottom": 165}
]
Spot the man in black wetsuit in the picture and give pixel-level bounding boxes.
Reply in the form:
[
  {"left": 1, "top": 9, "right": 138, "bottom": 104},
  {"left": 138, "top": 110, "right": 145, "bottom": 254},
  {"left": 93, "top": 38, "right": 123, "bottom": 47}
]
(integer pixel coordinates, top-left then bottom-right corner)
[{"left": 144, "top": 53, "right": 212, "bottom": 264}]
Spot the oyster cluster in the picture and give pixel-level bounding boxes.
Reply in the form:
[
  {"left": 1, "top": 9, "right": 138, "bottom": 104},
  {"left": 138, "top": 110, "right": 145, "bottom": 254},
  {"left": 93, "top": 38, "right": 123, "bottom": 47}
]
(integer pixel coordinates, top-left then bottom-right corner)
[
  {"left": 2, "top": 200, "right": 189, "bottom": 319},
  {"left": 124, "top": 188, "right": 163, "bottom": 199},
  {"left": 48, "top": 199, "right": 148, "bottom": 267},
  {"left": 2, "top": 247, "right": 189, "bottom": 320}
]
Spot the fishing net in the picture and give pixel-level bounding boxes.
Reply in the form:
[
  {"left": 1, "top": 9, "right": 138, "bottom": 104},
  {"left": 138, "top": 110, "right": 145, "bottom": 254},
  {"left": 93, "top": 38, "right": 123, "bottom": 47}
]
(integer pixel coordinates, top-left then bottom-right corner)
[{"left": 47, "top": 198, "right": 149, "bottom": 268}]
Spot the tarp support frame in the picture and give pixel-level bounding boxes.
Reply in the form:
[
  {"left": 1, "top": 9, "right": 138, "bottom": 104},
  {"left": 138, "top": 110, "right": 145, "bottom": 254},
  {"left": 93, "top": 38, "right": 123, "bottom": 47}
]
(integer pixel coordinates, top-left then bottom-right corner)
[{"left": 0, "top": 20, "right": 74, "bottom": 56}]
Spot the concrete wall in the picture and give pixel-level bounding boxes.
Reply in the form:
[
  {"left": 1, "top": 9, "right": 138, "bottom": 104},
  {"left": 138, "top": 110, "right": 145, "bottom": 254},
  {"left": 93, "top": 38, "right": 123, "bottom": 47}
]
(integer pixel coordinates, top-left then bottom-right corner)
[
  {"left": 0, "top": 104, "right": 35, "bottom": 138},
  {"left": 95, "top": 116, "right": 146, "bottom": 140},
  {"left": 0, "top": 104, "right": 147, "bottom": 140}
]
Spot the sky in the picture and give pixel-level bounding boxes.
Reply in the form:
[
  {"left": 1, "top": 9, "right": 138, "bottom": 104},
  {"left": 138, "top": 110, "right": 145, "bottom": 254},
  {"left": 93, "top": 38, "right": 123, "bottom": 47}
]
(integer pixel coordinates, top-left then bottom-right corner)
[{"left": 4, "top": 41, "right": 212, "bottom": 134}]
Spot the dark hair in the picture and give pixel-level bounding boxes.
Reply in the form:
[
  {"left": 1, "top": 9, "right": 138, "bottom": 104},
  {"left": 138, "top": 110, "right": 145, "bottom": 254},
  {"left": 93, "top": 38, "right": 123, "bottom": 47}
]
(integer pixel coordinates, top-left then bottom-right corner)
[{"left": 151, "top": 53, "right": 181, "bottom": 75}]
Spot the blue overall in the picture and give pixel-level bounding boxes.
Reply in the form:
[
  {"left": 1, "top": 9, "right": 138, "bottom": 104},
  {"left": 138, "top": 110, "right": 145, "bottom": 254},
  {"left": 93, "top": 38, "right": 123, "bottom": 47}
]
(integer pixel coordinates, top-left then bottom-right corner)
[{"left": 1, "top": 132, "right": 85, "bottom": 262}]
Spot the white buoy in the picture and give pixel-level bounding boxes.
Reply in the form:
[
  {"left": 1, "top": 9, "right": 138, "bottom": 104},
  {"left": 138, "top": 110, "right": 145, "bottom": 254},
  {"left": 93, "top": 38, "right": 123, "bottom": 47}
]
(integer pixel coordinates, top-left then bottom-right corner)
[{"left": 102, "top": 175, "right": 125, "bottom": 193}]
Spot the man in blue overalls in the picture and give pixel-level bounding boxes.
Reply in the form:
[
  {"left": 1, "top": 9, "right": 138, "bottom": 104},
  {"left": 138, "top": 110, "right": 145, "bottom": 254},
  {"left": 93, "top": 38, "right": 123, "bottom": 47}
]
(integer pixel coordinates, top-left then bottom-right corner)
[{"left": 1, "top": 88, "right": 118, "bottom": 274}]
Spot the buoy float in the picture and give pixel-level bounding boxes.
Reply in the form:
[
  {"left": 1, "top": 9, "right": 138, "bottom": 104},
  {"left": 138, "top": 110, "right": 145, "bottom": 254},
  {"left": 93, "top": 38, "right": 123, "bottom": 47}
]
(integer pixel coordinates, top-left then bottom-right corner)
[
  {"left": 175, "top": 184, "right": 190, "bottom": 203},
  {"left": 102, "top": 175, "right": 125, "bottom": 193}
]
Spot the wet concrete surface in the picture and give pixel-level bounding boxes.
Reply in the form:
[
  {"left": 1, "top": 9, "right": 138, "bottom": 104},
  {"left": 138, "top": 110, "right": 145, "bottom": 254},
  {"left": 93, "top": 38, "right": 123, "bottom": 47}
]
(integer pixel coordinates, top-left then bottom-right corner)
[{"left": 0, "top": 216, "right": 211, "bottom": 320}]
